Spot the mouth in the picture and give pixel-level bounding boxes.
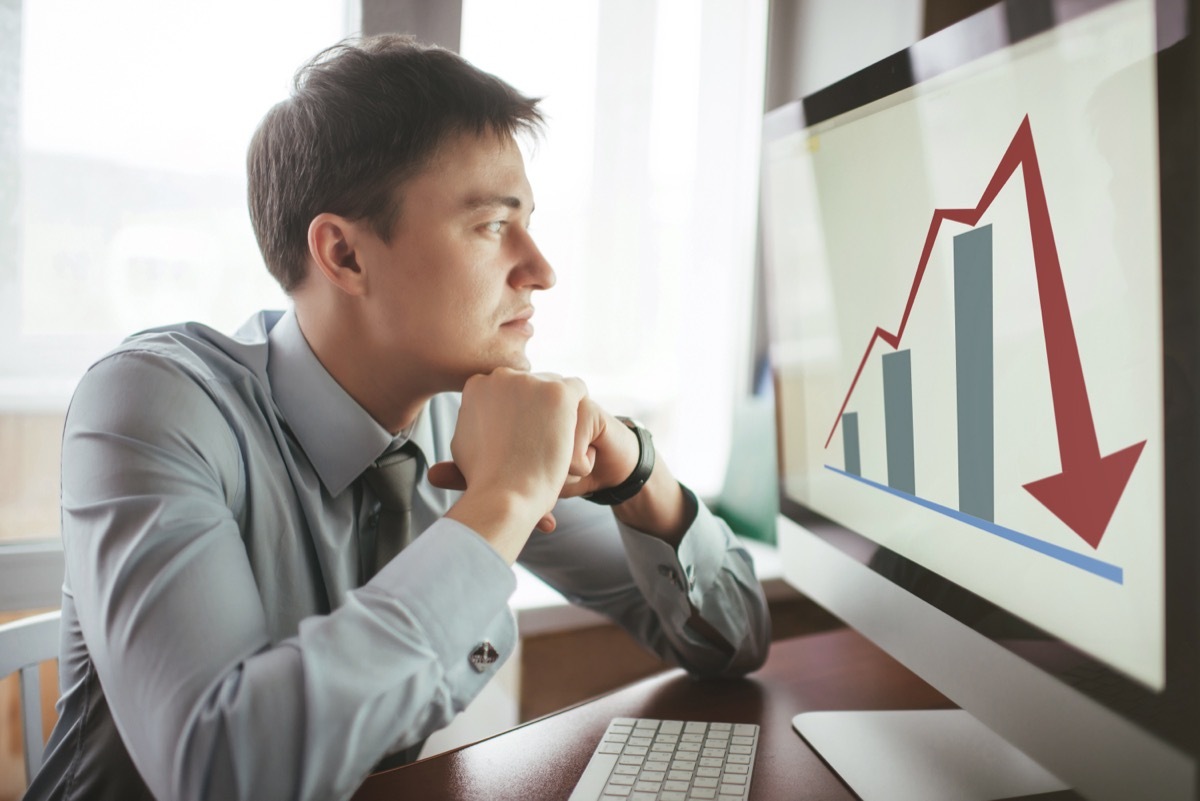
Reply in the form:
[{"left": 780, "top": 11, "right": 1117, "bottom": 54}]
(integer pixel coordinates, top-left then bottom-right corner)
[{"left": 500, "top": 307, "right": 535, "bottom": 336}]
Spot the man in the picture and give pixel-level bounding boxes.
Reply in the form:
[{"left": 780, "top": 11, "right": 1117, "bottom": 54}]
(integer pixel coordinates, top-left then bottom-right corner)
[{"left": 25, "top": 35, "right": 770, "bottom": 801}]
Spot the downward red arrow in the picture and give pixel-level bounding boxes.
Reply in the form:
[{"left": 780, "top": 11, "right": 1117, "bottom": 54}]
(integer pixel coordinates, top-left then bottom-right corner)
[{"left": 1012, "top": 119, "right": 1145, "bottom": 549}]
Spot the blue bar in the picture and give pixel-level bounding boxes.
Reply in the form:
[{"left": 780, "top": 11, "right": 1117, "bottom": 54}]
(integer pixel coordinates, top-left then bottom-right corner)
[
  {"left": 954, "top": 225, "right": 995, "bottom": 521},
  {"left": 882, "top": 350, "right": 915, "bottom": 494},
  {"left": 842, "top": 412, "right": 861, "bottom": 476},
  {"left": 824, "top": 464, "right": 1123, "bottom": 584}
]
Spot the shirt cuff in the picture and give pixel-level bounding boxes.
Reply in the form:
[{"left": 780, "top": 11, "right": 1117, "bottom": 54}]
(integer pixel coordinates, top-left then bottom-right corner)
[{"left": 615, "top": 486, "right": 730, "bottom": 615}]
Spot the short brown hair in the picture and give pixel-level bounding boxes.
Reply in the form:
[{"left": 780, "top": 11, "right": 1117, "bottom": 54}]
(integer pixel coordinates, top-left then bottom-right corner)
[{"left": 247, "top": 35, "right": 543, "bottom": 292}]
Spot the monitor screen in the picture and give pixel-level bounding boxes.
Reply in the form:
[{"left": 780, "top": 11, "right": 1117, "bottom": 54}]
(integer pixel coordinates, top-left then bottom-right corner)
[{"left": 762, "top": 0, "right": 1198, "bottom": 797}]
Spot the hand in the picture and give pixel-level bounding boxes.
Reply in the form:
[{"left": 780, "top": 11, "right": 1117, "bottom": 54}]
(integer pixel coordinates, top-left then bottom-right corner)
[
  {"left": 556, "top": 398, "right": 641, "bottom": 500},
  {"left": 428, "top": 394, "right": 638, "bottom": 503},
  {"left": 432, "top": 369, "right": 590, "bottom": 561}
]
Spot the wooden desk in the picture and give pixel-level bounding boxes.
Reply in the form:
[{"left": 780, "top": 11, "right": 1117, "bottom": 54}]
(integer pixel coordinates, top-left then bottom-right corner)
[{"left": 352, "top": 628, "right": 1082, "bottom": 800}]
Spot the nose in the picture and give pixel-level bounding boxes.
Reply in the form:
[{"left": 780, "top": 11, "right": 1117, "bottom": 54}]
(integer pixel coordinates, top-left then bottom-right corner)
[{"left": 509, "top": 227, "right": 556, "bottom": 291}]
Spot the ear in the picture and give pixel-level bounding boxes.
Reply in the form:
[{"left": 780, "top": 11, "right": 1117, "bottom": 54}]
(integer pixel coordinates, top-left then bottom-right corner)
[{"left": 307, "top": 213, "right": 369, "bottom": 296}]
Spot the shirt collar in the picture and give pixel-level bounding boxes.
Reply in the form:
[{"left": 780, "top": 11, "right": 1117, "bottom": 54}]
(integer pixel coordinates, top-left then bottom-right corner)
[{"left": 266, "top": 309, "right": 437, "bottom": 496}]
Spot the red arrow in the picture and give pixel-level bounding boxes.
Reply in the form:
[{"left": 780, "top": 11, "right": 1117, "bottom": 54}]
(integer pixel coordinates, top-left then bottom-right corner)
[
  {"left": 824, "top": 116, "right": 1144, "bottom": 549},
  {"left": 1009, "top": 119, "right": 1145, "bottom": 549}
]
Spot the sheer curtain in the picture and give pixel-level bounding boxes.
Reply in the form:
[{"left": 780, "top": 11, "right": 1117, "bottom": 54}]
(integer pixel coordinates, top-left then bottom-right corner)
[{"left": 461, "top": 0, "right": 769, "bottom": 496}]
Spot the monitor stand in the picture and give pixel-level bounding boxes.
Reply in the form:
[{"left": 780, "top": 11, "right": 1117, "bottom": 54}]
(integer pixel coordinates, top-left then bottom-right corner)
[{"left": 793, "top": 710, "right": 1069, "bottom": 801}]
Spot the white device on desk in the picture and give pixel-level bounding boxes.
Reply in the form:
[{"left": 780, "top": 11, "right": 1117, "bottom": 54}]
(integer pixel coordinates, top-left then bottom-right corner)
[
  {"left": 569, "top": 718, "right": 759, "bottom": 801},
  {"left": 760, "top": 0, "right": 1200, "bottom": 799}
]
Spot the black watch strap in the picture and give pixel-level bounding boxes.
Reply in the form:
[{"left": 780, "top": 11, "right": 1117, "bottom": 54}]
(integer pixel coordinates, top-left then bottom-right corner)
[{"left": 584, "top": 416, "right": 655, "bottom": 506}]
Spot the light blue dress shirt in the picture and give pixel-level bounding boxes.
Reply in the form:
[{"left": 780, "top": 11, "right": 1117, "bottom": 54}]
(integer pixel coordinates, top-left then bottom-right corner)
[{"left": 25, "top": 309, "right": 770, "bottom": 801}]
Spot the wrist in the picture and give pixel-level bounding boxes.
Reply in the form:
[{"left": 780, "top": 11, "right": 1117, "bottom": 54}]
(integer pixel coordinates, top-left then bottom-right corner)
[
  {"left": 612, "top": 461, "right": 692, "bottom": 547},
  {"left": 447, "top": 485, "right": 549, "bottom": 563},
  {"left": 584, "top": 417, "right": 654, "bottom": 506}
]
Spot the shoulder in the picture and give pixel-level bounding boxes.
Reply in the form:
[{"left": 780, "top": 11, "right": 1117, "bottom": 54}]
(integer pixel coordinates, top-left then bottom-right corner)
[
  {"left": 66, "top": 316, "right": 279, "bottom": 460},
  {"left": 107, "top": 313, "right": 277, "bottom": 386}
]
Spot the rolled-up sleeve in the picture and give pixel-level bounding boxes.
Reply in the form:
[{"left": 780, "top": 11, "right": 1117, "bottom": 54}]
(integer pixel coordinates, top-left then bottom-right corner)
[{"left": 61, "top": 351, "right": 517, "bottom": 801}]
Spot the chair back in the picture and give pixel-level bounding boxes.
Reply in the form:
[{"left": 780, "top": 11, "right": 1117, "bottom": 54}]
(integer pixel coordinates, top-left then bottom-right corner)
[{"left": 0, "top": 610, "right": 61, "bottom": 782}]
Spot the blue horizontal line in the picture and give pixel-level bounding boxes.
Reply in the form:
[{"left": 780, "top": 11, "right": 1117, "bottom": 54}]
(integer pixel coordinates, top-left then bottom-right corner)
[{"left": 823, "top": 465, "right": 1124, "bottom": 584}]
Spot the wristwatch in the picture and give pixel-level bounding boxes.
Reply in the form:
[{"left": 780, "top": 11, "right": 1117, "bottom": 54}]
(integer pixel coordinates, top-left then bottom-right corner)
[{"left": 584, "top": 416, "right": 655, "bottom": 506}]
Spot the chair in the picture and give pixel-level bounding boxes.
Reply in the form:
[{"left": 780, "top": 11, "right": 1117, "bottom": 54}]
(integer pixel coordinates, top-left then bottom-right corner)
[{"left": 0, "top": 610, "right": 61, "bottom": 782}]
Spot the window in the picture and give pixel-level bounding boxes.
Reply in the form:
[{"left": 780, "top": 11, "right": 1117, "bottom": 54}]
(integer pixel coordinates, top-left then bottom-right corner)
[{"left": 0, "top": 0, "right": 351, "bottom": 542}]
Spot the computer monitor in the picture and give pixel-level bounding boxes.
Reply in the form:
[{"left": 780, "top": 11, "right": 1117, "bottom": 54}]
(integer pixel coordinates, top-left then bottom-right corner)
[{"left": 760, "top": 0, "right": 1199, "bottom": 799}]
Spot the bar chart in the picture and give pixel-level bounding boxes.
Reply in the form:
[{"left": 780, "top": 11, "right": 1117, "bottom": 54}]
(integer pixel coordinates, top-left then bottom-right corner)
[{"left": 823, "top": 116, "right": 1146, "bottom": 583}]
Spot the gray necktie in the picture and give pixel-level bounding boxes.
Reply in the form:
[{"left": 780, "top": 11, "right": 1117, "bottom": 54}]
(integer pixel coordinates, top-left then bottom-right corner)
[{"left": 362, "top": 443, "right": 421, "bottom": 575}]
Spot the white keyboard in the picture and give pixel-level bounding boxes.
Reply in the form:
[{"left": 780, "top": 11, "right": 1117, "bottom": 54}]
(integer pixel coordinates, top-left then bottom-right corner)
[{"left": 568, "top": 717, "right": 759, "bottom": 801}]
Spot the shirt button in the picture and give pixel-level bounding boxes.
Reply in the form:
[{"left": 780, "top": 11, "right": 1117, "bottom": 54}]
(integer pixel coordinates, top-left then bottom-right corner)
[{"left": 469, "top": 641, "right": 499, "bottom": 673}]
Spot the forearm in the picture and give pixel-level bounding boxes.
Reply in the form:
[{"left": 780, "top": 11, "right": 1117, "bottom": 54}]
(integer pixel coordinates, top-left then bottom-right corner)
[
  {"left": 521, "top": 494, "right": 771, "bottom": 677},
  {"left": 73, "top": 514, "right": 516, "bottom": 801}
]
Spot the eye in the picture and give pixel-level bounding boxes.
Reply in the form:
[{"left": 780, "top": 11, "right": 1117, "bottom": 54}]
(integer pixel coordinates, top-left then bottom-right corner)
[{"left": 483, "top": 220, "right": 505, "bottom": 235}]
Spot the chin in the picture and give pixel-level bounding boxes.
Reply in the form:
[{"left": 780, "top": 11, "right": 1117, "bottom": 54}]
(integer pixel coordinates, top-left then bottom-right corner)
[{"left": 456, "top": 352, "right": 532, "bottom": 384}]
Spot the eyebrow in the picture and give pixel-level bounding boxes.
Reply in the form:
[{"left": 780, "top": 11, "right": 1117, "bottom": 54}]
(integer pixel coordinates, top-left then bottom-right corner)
[{"left": 463, "top": 194, "right": 526, "bottom": 212}]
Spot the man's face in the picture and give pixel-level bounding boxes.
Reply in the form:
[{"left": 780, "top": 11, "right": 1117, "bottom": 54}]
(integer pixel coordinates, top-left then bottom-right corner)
[{"left": 356, "top": 131, "right": 555, "bottom": 393}]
